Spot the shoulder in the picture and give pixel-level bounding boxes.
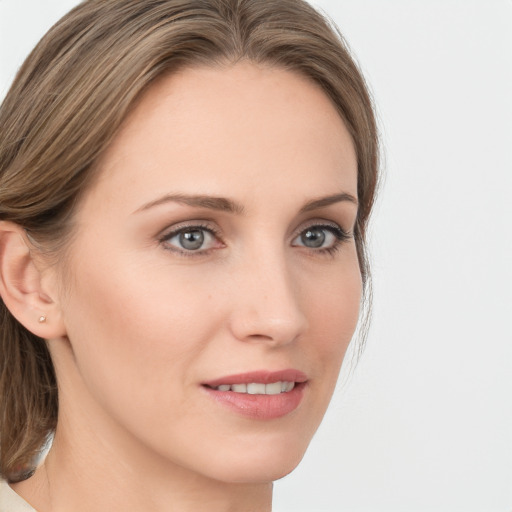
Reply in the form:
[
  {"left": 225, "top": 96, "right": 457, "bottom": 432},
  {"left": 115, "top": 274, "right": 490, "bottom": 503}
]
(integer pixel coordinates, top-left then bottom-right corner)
[{"left": 0, "top": 479, "right": 38, "bottom": 512}]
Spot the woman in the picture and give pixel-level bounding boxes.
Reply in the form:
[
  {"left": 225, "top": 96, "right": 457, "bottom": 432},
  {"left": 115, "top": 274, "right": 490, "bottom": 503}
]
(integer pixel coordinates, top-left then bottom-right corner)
[{"left": 0, "top": 0, "right": 378, "bottom": 510}]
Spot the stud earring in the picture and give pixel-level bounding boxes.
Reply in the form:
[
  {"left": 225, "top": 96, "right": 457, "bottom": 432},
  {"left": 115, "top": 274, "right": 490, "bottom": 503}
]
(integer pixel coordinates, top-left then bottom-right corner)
[{"left": 38, "top": 315, "right": 47, "bottom": 323}]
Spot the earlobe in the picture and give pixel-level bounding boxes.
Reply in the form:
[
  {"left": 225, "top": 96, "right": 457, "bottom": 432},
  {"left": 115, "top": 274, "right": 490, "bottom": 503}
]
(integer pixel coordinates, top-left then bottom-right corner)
[{"left": 0, "top": 221, "right": 67, "bottom": 338}]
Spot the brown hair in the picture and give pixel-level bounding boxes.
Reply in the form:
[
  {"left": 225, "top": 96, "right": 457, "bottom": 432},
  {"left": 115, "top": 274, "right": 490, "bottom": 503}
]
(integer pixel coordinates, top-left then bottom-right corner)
[{"left": 0, "top": 0, "right": 379, "bottom": 482}]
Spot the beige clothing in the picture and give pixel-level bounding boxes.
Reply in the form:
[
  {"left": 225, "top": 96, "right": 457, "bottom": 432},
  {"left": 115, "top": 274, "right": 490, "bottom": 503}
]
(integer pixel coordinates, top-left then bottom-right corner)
[{"left": 0, "top": 479, "right": 37, "bottom": 512}]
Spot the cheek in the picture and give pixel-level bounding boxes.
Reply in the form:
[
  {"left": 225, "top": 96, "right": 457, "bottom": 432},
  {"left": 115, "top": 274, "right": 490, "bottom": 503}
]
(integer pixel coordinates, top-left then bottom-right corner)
[
  {"left": 59, "top": 251, "right": 219, "bottom": 418},
  {"left": 308, "top": 255, "right": 362, "bottom": 344},
  {"left": 302, "top": 256, "right": 362, "bottom": 398}
]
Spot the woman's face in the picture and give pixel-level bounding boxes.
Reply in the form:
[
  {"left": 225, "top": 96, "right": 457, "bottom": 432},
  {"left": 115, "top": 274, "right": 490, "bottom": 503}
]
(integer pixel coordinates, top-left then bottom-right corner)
[{"left": 52, "top": 63, "right": 360, "bottom": 483}]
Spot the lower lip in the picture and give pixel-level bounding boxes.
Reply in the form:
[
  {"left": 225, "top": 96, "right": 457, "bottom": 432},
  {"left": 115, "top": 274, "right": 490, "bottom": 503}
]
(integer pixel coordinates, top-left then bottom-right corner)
[{"left": 201, "top": 382, "right": 307, "bottom": 420}]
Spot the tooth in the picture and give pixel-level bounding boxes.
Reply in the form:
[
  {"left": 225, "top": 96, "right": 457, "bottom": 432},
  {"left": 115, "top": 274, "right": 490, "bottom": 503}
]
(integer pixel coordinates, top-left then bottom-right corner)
[
  {"left": 247, "top": 383, "right": 265, "bottom": 394},
  {"left": 231, "top": 384, "right": 247, "bottom": 393},
  {"left": 265, "top": 382, "right": 283, "bottom": 395},
  {"left": 284, "top": 382, "right": 295, "bottom": 392},
  {"left": 281, "top": 382, "right": 289, "bottom": 392},
  {"left": 217, "top": 384, "right": 231, "bottom": 392}
]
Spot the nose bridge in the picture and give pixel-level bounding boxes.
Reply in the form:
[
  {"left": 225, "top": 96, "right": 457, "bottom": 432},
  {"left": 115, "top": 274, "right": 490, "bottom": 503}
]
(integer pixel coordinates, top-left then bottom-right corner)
[{"left": 229, "top": 244, "right": 308, "bottom": 345}]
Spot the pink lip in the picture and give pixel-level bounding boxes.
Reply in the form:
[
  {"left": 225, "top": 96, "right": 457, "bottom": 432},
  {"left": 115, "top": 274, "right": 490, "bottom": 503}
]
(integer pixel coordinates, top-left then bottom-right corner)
[{"left": 201, "top": 369, "right": 308, "bottom": 420}]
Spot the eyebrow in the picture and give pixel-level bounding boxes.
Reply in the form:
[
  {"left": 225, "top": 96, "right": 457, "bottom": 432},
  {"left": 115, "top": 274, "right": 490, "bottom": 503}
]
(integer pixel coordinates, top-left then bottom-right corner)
[
  {"left": 134, "top": 192, "right": 357, "bottom": 215},
  {"left": 299, "top": 192, "right": 358, "bottom": 213},
  {"left": 134, "top": 193, "right": 245, "bottom": 215}
]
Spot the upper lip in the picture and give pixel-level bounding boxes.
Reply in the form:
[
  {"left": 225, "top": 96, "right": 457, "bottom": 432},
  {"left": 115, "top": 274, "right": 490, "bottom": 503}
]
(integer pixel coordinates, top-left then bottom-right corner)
[{"left": 202, "top": 369, "right": 308, "bottom": 388}]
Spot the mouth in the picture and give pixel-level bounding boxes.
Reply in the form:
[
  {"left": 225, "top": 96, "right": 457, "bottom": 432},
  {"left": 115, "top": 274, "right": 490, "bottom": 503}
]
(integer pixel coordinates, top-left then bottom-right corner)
[
  {"left": 201, "top": 369, "right": 308, "bottom": 420},
  {"left": 204, "top": 381, "right": 297, "bottom": 394}
]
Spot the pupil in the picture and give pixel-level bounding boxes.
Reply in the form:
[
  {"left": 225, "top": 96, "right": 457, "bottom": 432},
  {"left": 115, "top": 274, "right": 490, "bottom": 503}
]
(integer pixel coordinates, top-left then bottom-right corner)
[
  {"left": 180, "top": 230, "right": 204, "bottom": 250},
  {"left": 302, "top": 228, "right": 325, "bottom": 248}
]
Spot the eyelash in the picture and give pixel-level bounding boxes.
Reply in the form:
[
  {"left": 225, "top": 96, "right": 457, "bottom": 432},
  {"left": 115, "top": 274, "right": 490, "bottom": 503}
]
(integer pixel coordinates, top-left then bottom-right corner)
[
  {"left": 296, "top": 223, "right": 351, "bottom": 257},
  {"left": 158, "top": 223, "right": 222, "bottom": 257},
  {"left": 158, "top": 222, "right": 352, "bottom": 258}
]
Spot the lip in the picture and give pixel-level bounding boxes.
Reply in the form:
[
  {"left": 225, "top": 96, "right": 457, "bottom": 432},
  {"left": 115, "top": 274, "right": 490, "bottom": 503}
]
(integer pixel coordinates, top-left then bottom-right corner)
[
  {"left": 202, "top": 369, "right": 308, "bottom": 388},
  {"left": 201, "top": 369, "right": 308, "bottom": 420}
]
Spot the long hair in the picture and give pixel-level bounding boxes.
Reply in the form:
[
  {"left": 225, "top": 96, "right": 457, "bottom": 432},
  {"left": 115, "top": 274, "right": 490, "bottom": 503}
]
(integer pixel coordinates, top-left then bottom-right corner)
[{"left": 0, "top": 0, "right": 379, "bottom": 482}]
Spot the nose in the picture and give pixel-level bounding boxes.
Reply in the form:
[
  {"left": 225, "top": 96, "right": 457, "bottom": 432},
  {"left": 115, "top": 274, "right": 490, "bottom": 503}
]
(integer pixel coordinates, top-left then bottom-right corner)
[{"left": 228, "top": 250, "right": 308, "bottom": 347}]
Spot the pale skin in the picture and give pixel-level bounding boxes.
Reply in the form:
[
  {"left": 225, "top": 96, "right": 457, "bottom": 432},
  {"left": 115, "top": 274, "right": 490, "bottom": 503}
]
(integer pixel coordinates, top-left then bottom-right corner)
[{"left": 0, "top": 62, "right": 360, "bottom": 512}]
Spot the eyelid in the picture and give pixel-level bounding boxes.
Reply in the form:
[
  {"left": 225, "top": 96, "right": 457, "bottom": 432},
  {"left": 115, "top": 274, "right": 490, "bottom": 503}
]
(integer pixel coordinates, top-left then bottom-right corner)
[
  {"left": 293, "top": 219, "right": 351, "bottom": 239},
  {"left": 158, "top": 220, "right": 220, "bottom": 238}
]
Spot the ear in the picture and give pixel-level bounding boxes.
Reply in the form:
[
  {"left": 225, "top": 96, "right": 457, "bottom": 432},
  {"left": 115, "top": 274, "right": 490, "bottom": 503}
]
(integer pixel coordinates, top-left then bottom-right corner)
[{"left": 0, "top": 221, "right": 67, "bottom": 339}]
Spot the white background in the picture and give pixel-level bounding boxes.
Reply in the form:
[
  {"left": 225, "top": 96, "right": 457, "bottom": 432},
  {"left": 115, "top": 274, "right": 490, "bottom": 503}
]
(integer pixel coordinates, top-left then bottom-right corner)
[{"left": 1, "top": 1, "right": 511, "bottom": 511}]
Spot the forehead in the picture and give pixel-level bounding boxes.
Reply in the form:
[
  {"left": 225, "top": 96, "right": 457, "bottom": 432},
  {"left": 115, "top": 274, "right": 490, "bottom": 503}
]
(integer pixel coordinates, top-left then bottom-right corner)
[{"left": 87, "top": 62, "right": 357, "bottom": 213}]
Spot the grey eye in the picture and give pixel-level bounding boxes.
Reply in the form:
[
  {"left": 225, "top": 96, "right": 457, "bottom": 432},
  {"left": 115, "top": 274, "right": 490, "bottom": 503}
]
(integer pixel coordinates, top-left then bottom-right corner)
[
  {"left": 179, "top": 229, "right": 205, "bottom": 250},
  {"left": 164, "top": 227, "right": 217, "bottom": 252},
  {"left": 300, "top": 227, "right": 327, "bottom": 248},
  {"left": 292, "top": 224, "right": 346, "bottom": 251}
]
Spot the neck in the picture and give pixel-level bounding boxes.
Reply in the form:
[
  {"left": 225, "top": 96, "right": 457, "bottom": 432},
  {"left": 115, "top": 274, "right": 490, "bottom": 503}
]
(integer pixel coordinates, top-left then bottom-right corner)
[
  {"left": 11, "top": 346, "right": 273, "bottom": 512},
  {"left": 13, "top": 424, "right": 273, "bottom": 512}
]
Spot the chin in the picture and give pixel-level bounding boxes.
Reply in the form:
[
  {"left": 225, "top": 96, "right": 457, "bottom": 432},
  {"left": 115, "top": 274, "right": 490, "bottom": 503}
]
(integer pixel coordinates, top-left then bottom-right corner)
[
  {"left": 199, "top": 434, "right": 312, "bottom": 484},
  {"left": 215, "top": 457, "right": 305, "bottom": 484}
]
